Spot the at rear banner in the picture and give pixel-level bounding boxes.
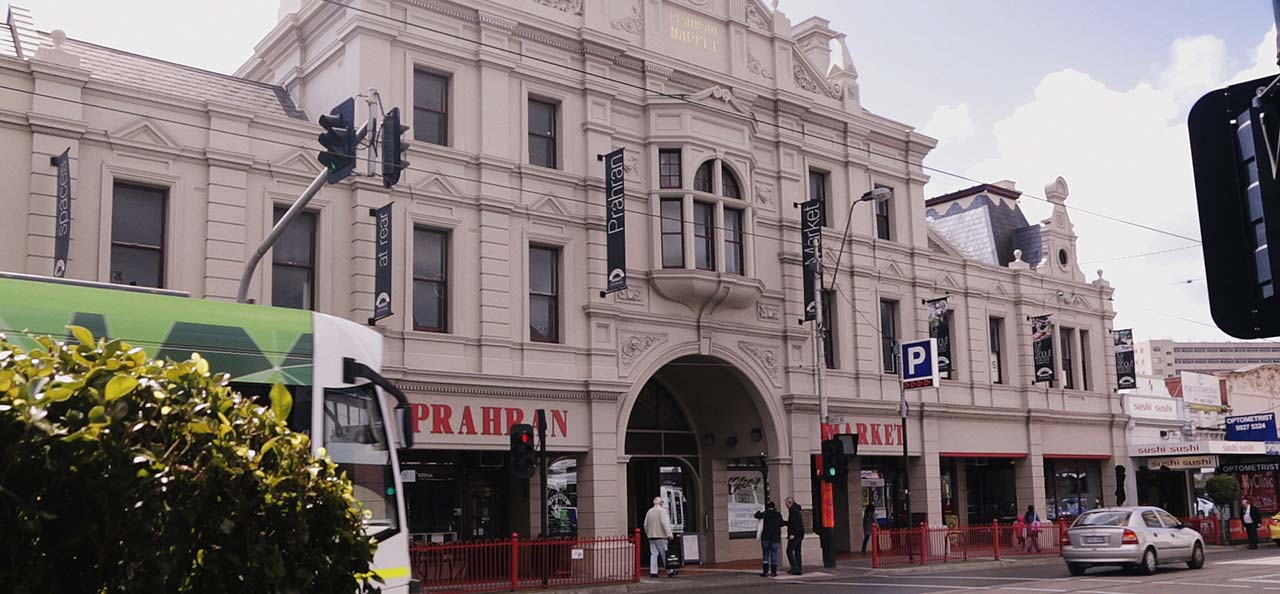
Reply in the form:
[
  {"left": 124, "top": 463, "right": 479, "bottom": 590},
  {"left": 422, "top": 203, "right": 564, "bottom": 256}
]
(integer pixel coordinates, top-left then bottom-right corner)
[
  {"left": 800, "top": 198, "right": 823, "bottom": 322},
  {"left": 1114, "top": 328, "right": 1135, "bottom": 390},
  {"left": 51, "top": 149, "right": 71, "bottom": 278},
  {"left": 602, "top": 148, "right": 627, "bottom": 295},
  {"left": 926, "top": 296, "right": 952, "bottom": 373},
  {"left": 1031, "top": 314, "right": 1056, "bottom": 383},
  {"left": 370, "top": 203, "right": 393, "bottom": 323}
]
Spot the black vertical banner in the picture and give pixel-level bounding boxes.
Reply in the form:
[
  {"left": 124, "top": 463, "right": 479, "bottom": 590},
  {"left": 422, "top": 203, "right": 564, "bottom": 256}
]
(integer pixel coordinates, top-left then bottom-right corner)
[
  {"left": 1031, "top": 314, "right": 1056, "bottom": 383},
  {"left": 602, "top": 148, "right": 627, "bottom": 295},
  {"left": 369, "top": 203, "right": 393, "bottom": 323},
  {"left": 800, "top": 198, "right": 823, "bottom": 321},
  {"left": 51, "top": 149, "right": 71, "bottom": 278},
  {"left": 1114, "top": 328, "right": 1136, "bottom": 389},
  {"left": 927, "top": 297, "right": 952, "bottom": 373}
]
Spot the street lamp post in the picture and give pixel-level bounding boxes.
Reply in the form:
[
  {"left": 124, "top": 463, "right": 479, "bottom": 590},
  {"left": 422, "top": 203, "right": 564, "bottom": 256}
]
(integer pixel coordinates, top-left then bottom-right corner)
[{"left": 811, "top": 187, "right": 892, "bottom": 569}]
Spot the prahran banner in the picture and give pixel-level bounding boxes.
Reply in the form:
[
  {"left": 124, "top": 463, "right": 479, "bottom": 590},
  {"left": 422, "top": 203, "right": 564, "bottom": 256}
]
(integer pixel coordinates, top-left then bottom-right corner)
[
  {"left": 1031, "top": 314, "right": 1056, "bottom": 383},
  {"left": 926, "top": 297, "right": 952, "bottom": 373},
  {"left": 1114, "top": 328, "right": 1135, "bottom": 389}
]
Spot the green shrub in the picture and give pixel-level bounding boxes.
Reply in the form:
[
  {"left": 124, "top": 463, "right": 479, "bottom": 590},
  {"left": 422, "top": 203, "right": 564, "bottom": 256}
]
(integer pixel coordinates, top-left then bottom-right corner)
[
  {"left": 1206, "top": 474, "right": 1242, "bottom": 508},
  {"left": 0, "top": 329, "right": 379, "bottom": 593}
]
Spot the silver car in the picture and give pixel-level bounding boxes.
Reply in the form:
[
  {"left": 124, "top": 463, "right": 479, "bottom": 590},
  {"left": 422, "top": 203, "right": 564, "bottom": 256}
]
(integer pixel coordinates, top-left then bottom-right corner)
[{"left": 1063, "top": 506, "right": 1205, "bottom": 576}]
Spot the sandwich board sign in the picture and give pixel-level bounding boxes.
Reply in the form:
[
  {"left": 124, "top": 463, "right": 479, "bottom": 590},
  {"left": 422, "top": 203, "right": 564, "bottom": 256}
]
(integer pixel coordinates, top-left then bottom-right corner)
[{"left": 901, "top": 338, "right": 940, "bottom": 390}]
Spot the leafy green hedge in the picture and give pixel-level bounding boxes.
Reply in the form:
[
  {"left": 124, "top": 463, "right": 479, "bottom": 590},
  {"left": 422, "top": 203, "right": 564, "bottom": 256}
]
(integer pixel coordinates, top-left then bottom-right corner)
[{"left": 0, "top": 329, "right": 378, "bottom": 593}]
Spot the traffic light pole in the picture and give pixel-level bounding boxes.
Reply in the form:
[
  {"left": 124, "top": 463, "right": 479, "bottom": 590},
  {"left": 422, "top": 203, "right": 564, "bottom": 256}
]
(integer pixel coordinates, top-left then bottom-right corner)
[
  {"left": 811, "top": 236, "right": 836, "bottom": 569},
  {"left": 235, "top": 122, "right": 368, "bottom": 304}
]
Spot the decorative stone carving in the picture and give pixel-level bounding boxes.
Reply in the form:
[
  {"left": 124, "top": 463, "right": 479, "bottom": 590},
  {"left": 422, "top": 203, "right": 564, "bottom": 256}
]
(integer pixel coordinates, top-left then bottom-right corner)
[
  {"left": 739, "top": 341, "right": 779, "bottom": 383},
  {"left": 793, "top": 62, "right": 820, "bottom": 93},
  {"left": 533, "top": 0, "right": 582, "bottom": 15},
  {"left": 754, "top": 184, "right": 774, "bottom": 205},
  {"left": 619, "top": 332, "right": 667, "bottom": 371},
  {"left": 687, "top": 85, "right": 755, "bottom": 118},
  {"left": 747, "top": 49, "right": 772, "bottom": 78},
  {"left": 756, "top": 303, "right": 780, "bottom": 321},
  {"left": 623, "top": 153, "right": 639, "bottom": 175},
  {"left": 745, "top": 2, "right": 770, "bottom": 30},
  {"left": 610, "top": 3, "right": 644, "bottom": 33},
  {"left": 614, "top": 288, "right": 643, "bottom": 304}
]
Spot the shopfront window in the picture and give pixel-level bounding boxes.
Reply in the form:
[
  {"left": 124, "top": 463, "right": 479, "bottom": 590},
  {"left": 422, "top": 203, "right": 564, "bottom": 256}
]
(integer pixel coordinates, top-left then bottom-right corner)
[
  {"left": 546, "top": 457, "right": 579, "bottom": 536},
  {"left": 1044, "top": 459, "right": 1102, "bottom": 521}
]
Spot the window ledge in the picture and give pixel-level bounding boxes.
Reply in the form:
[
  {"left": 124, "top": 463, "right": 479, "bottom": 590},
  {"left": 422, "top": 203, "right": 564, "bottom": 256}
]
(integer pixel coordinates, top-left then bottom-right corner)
[{"left": 648, "top": 269, "right": 764, "bottom": 311}]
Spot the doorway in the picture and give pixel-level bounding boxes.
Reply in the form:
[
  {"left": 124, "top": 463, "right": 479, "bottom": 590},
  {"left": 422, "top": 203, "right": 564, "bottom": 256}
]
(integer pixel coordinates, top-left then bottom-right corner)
[{"left": 964, "top": 458, "right": 1018, "bottom": 524}]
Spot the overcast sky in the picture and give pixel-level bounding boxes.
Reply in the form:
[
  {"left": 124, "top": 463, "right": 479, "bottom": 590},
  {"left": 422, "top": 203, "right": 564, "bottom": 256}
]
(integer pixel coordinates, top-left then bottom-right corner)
[{"left": 21, "top": 0, "right": 1280, "bottom": 343}]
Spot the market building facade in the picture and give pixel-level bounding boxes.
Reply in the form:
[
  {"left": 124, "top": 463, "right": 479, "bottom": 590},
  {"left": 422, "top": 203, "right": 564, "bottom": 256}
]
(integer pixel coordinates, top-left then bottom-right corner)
[{"left": 1, "top": 0, "right": 1131, "bottom": 562}]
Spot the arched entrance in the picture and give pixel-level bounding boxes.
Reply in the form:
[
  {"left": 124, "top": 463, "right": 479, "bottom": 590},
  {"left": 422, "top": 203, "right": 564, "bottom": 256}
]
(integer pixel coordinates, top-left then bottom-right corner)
[{"left": 624, "top": 354, "right": 782, "bottom": 563}]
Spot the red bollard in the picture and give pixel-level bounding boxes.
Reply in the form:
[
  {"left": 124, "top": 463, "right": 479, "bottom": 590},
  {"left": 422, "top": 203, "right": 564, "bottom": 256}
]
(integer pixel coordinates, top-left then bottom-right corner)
[
  {"left": 632, "top": 528, "right": 642, "bottom": 583},
  {"left": 871, "top": 524, "right": 880, "bottom": 569},
  {"left": 993, "top": 520, "right": 1001, "bottom": 561}
]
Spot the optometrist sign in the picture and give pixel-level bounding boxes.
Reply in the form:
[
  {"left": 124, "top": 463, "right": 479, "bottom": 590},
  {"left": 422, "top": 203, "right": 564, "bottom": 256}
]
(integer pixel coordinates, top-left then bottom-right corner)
[{"left": 900, "top": 338, "right": 940, "bottom": 390}]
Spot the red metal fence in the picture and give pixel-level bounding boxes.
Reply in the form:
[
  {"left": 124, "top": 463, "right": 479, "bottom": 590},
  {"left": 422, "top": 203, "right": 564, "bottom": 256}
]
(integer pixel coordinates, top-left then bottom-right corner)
[
  {"left": 411, "top": 530, "right": 640, "bottom": 593},
  {"left": 871, "top": 520, "right": 1068, "bottom": 568},
  {"left": 1180, "top": 516, "right": 1220, "bottom": 545}
]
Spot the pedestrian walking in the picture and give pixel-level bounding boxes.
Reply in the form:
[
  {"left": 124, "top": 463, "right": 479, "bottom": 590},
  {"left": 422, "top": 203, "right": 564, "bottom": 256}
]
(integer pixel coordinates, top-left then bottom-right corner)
[
  {"left": 785, "top": 497, "right": 805, "bottom": 575},
  {"left": 643, "top": 496, "right": 675, "bottom": 578},
  {"left": 754, "top": 501, "right": 784, "bottom": 577},
  {"left": 861, "top": 503, "right": 876, "bottom": 555},
  {"left": 1024, "top": 505, "right": 1042, "bottom": 553},
  {"left": 1242, "top": 497, "right": 1259, "bottom": 550}
]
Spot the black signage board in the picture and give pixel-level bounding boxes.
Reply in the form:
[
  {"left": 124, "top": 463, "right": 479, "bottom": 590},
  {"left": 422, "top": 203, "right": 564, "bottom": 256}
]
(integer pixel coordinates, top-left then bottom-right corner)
[
  {"left": 602, "top": 148, "right": 627, "bottom": 295},
  {"left": 370, "top": 203, "right": 393, "bottom": 323}
]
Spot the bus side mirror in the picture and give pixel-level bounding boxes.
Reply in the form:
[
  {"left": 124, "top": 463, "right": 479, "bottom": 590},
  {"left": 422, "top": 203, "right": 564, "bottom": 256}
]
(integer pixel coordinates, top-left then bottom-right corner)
[{"left": 396, "top": 404, "right": 414, "bottom": 449}]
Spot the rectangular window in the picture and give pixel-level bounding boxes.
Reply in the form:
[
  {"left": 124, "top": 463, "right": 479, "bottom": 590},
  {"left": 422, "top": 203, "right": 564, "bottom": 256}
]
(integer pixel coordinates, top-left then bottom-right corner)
[
  {"left": 659, "top": 149, "right": 682, "bottom": 189},
  {"left": 989, "top": 317, "right": 1004, "bottom": 384},
  {"left": 413, "top": 228, "right": 449, "bottom": 332},
  {"left": 693, "top": 201, "right": 715, "bottom": 271},
  {"left": 413, "top": 70, "right": 449, "bottom": 146},
  {"left": 529, "top": 245, "right": 559, "bottom": 343},
  {"left": 110, "top": 182, "right": 166, "bottom": 288},
  {"left": 1080, "top": 329, "right": 1092, "bottom": 391},
  {"left": 809, "top": 169, "right": 829, "bottom": 227},
  {"left": 881, "top": 299, "right": 898, "bottom": 373},
  {"left": 528, "top": 98, "right": 558, "bottom": 169},
  {"left": 661, "top": 199, "right": 685, "bottom": 269},
  {"left": 1061, "top": 328, "right": 1075, "bottom": 390},
  {"left": 272, "top": 207, "right": 316, "bottom": 310},
  {"left": 724, "top": 208, "right": 745, "bottom": 275},
  {"left": 823, "top": 289, "right": 836, "bottom": 369},
  {"left": 875, "top": 184, "right": 892, "bottom": 240}
]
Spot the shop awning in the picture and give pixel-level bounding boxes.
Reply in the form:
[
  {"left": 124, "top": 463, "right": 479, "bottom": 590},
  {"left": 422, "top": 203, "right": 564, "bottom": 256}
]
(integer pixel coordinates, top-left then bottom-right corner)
[
  {"left": 939, "top": 452, "right": 1027, "bottom": 459},
  {"left": 1043, "top": 454, "right": 1111, "bottom": 460},
  {"left": 1129, "top": 440, "right": 1269, "bottom": 458}
]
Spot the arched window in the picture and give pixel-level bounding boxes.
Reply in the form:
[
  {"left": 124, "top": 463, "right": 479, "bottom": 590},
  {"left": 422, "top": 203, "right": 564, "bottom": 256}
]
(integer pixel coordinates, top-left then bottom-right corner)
[
  {"left": 722, "top": 167, "right": 742, "bottom": 199},
  {"left": 694, "top": 160, "right": 714, "bottom": 193}
]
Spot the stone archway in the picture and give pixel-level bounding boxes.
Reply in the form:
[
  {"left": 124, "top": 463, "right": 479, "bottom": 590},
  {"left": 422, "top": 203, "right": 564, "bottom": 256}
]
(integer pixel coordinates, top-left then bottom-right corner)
[{"left": 621, "top": 352, "right": 786, "bottom": 563}]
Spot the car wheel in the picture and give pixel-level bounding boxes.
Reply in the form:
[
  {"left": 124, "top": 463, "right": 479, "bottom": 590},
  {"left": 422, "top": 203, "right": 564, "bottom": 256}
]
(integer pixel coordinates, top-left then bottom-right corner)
[
  {"left": 1067, "top": 563, "right": 1088, "bottom": 576},
  {"left": 1138, "top": 547, "right": 1157, "bottom": 575},
  {"left": 1187, "top": 542, "right": 1204, "bottom": 569}
]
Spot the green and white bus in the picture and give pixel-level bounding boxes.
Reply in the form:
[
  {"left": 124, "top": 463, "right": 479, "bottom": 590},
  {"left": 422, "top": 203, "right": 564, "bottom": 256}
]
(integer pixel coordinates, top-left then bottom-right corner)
[{"left": 0, "top": 272, "right": 415, "bottom": 592}]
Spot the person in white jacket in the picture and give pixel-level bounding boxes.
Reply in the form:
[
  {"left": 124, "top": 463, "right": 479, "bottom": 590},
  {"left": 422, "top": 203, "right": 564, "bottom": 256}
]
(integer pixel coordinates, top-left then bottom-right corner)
[{"left": 644, "top": 497, "right": 675, "bottom": 578}]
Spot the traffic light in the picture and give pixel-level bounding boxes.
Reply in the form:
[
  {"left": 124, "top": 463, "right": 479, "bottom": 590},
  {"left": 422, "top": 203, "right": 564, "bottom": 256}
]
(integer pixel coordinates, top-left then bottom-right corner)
[
  {"left": 381, "top": 107, "right": 410, "bottom": 189},
  {"left": 820, "top": 438, "right": 845, "bottom": 483},
  {"left": 318, "top": 97, "right": 357, "bottom": 184},
  {"left": 1189, "top": 75, "right": 1280, "bottom": 338},
  {"left": 509, "top": 423, "right": 536, "bottom": 480}
]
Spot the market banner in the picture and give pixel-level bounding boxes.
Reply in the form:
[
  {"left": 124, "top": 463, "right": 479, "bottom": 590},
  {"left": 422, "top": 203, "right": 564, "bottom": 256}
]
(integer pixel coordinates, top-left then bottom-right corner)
[
  {"left": 601, "top": 147, "right": 627, "bottom": 295},
  {"left": 51, "top": 149, "right": 71, "bottom": 278},
  {"left": 926, "top": 296, "right": 952, "bottom": 373},
  {"left": 800, "top": 198, "right": 823, "bottom": 321},
  {"left": 369, "top": 203, "right": 393, "bottom": 323},
  {"left": 1114, "top": 328, "right": 1135, "bottom": 389},
  {"left": 1031, "top": 314, "right": 1056, "bottom": 383}
]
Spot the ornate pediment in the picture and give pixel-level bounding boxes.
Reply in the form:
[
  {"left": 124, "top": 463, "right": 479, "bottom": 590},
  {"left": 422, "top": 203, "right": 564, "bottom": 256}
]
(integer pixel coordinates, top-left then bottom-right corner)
[
  {"left": 687, "top": 85, "right": 755, "bottom": 118},
  {"left": 792, "top": 50, "right": 841, "bottom": 100},
  {"left": 110, "top": 118, "right": 183, "bottom": 150}
]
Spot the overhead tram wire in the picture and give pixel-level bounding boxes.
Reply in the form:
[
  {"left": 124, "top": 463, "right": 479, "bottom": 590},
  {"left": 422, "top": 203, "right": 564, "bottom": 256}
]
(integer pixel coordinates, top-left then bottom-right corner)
[
  {"left": 315, "top": 0, "right": 1203, "bottom": 247},
  {"left": 2, "top": 77, "right": 1190, "bottom": 264}
]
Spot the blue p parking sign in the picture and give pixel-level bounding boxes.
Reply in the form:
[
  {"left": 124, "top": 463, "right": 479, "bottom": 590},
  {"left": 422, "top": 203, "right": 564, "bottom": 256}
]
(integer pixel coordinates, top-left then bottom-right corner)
[{"left": 900, "top": 338, "right": 939, "bottom": 390}]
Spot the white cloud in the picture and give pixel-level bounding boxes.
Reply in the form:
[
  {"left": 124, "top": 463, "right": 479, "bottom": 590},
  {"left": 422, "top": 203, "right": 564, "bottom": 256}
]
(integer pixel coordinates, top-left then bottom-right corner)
[
  {"left": 921, "top": 104, "right": 976, "bottom": 142},
  {"left": 948, "top": 48, "right": 1237, "bottom": 340},
  {"left": 1227, "top": 27, "right": 1278, "bottom": 85}
]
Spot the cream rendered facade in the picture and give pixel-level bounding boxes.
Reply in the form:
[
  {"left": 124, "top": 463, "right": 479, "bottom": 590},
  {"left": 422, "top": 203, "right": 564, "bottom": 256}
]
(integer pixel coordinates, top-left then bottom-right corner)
[{"left": 0, "top": 0, "right": 1133, "bottom": 562}]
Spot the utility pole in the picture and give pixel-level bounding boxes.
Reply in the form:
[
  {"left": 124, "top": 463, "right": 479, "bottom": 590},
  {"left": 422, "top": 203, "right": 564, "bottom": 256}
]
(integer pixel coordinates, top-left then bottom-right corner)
[{"left": 811, "top": 235, "right": 836, "bottom": 569}]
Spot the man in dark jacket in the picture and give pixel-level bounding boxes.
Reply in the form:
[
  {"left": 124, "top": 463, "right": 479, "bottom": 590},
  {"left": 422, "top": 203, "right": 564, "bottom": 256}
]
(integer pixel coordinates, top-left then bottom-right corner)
[
  {"left": 754, "top": 501, "right": 784, "bottom": 577},
  {"left": 784, "top": 497, "right": 805, "bottom": 575}
]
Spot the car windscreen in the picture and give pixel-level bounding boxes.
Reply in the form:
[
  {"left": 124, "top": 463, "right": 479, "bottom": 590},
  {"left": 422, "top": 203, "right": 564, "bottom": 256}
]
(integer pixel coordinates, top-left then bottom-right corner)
[{"left": 1073, "top": 511, "right": 1131, "bottom": 527}]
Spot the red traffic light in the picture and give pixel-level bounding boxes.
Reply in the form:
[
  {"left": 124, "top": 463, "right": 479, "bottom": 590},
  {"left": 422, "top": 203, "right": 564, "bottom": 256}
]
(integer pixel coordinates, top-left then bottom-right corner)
[{"left": 521, "top": 434, "right": 530, "bottom": 443}]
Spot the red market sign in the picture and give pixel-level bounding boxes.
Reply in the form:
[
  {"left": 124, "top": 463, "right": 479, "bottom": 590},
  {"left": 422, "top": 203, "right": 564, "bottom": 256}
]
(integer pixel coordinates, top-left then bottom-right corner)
[
  {"left": 403, "top": 395, "right": 591, "bottom": 450},
  {"left": 409, "top": 403, "right": 569, "bottom": 437},
  {"left": 822, "top": 420, "right": 913, "bottom": 453}
]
